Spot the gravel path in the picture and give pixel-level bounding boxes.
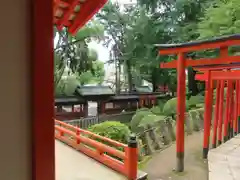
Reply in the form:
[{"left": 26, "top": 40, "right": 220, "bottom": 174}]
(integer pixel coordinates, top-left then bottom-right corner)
[{"left": 144, "top": 131, "right": 208, "bottom": 180}]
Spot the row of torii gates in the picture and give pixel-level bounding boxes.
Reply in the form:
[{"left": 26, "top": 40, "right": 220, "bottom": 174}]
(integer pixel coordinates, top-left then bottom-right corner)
[{"left": 158, "top": 34, "right": 240, "bottom": 172}]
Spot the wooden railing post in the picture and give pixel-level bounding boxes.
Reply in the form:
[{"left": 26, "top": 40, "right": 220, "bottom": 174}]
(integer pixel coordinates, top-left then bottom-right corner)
[
  {"left": 126, "top": 134, "right": 138, "bottom": 180},
  {"left": 60, "top": 129, "right": 64, "bottom": 137},
  {"left": 76, "top": 129, "right": 80, "bottom": 144}
]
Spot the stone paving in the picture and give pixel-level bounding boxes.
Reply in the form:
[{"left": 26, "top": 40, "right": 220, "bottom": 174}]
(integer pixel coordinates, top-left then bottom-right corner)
[
  {"left": 208, "top": 135, "right": 240, "bottom": 180},
  {"left": 55, "top": 140, "right": 127, "bottom": 180}
]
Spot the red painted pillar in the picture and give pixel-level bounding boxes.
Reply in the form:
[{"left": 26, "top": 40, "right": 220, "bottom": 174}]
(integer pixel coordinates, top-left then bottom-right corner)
[
  {"left": 217, "top": 80, "right": 225, "bottom": 145},
  {"left": 237, "top": 80, "right": 240, "bottom": 133},
  {"left": 236, "top": 80, "right": 240, "bottom": 133},
  {"left": 212, "top": 80, "right": 220, "bottom": 148},
  {"left": 229, "top": 83, "right": 234, "bottom": 138},
  {"left": 203, "top": 71, "right": 213, "bottom": 159},
  {"left": 33, "top": 0, "right": 55, "bottom": 178},
  {"left": 234, "top": 81, "right": 239, "bottom": 135},
  {"left": 176, "top": 52, "right": 186, "bottom": 172},
  {"left": 224, "top": 80, "right": 232, "bottom": 142}
]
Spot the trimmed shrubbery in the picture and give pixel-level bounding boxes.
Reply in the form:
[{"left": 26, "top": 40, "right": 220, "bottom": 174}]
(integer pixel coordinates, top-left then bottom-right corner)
[
  {"left": 88, "top": 121, "right": 131, "bottom": 144},
  {"left": 162, "top": 97, "right": 190, "bottom": 116}
]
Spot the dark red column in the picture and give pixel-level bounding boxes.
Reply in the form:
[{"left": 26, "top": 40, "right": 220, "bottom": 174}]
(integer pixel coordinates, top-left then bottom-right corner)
[
  {"left": 234, "top": 81, "right": 239, "bottom": 135},
  {"left": 224, "top": 80, "right": 232, "bottom": 142},
  {"left": 203, "top": 71, "right": 213, "bottom": 159},
  {"left": 176, "top": 52, "right": 186, "bottom": 172},
  {"left": 212, "top": 80, "right": 220, "bottom": 148},
  {"left": 217, "top": 80, "right": 225, "bottom": 145},
  {"left": 32, "top": 0, "right": 55, "bottom": 179}
]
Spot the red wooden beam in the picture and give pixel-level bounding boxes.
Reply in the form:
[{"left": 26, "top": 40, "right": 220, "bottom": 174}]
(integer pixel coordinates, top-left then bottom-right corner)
[
  {"left": 160, "top": 55, "right": 240, "bottom": 69},
  {"left": 56, "top": 0, "right": 78, "bottom": 30},
  {"left": 158, "top": 39, "right": 240, "bottom": 55},
  {"left": 68, "top": 0, "right": 108, "bottom": 35},
  {"left": 195, "top": 71, "right": 240, "bottom": 81},
  {"left": 193, "top": 64, "right": 240, "bottom": 71}
]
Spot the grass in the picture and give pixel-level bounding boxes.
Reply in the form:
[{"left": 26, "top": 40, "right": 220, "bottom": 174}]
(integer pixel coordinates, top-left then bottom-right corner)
[{"left": 138, "top": 155, "right": 152, "bottom": 170}]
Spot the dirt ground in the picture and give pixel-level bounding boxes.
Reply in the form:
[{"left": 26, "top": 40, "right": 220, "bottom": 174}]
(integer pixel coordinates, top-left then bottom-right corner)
[{"left": 143, "top": 131, "right": 209, "bottom": 180}]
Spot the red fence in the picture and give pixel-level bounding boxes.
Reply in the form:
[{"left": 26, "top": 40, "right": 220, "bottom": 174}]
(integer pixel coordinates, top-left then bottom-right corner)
[{"left": 55, "top": 120, "right": 138, "bottom": 180}]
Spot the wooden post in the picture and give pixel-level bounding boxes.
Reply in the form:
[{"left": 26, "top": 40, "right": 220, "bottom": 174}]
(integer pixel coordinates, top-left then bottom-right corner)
[
  {"left": 176, "top": 52, "right": 186, "bottom": 172},
  {"left": 203, "top": 70, "right": 213, "bottom": 159},
  {"left": 126, "top": 134, "right": 138, "bottom": 180},
  {"left": 84, "top": 103, "right": 88, "bottom": 117}
]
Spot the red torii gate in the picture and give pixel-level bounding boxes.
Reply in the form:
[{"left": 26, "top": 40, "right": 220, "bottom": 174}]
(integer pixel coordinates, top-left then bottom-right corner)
[
  {"left": 156, "top": 34, "right": 240, "bottom": 172},
  {"left": 195, "top": 69, "right": 240, "bottom": 149}
]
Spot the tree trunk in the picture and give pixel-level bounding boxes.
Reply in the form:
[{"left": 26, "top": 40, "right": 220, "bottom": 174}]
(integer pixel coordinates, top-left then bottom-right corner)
[
  {"left": 187, "top": 67, "right": 199, "bottom": 96},
  {"left": 115, "top": 58, "right": 121, "bottom": 95},
  {"left": 151, "top": 68, "right": 158, "bottom": 92},
  {"left": 126, "top": 60, "right": 133, "bottom": 92}
]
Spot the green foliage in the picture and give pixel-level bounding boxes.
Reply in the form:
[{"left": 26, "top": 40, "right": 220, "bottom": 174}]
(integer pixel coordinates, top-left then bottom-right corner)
[
  {"left": 136, "top": 108, "right": 150, "bottom": 112},
  {"left": 150, "top": 106, "right": 162, "bottom": 115},
  {"left": 198, "top": 0, "right": 240, "bottom": 39},
  {"left": 196, "top": 103, "right": 204, "bottom": 108},
  {"left": 162, "top": 98, "right": 189, "bottom": 116},
  {"left": 131, "top": 109, "right": 153, "bottom": 132},
  {"left": 138, "top": 114, "right": 166, "bottom": 127},
  {"left": 64, "top": 75, "right": 79, "bottom": 96},
  {"left": 188, "top": 95, "right": 205, "bottom": 108},
  {"left": 88, "top": 121, "right": 131, "bottom": 144},
  {"left": 54, "top": 21, "right": 104, "bottom": 91},
  {"left": 76, "top": 60, "right": 105, "bottom": 86}
]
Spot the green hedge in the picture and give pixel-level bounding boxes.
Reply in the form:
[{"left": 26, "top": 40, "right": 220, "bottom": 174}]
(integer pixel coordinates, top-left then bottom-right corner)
[
  {"left": 162, "top": 97, "right": 190, "bottom": 116},
  {"left": 88, "top": 121, "right": 131, "bottom": 144},
  {"left": 130, "top": 109, "right": 153, "bottom": 132},
  {"left": 150, "top": 106, "right": 162, "bottom": 115},
  {"left": 138, "top": 114, "right": 166, "bottom": 128},
  {"left": 188, "top": 95, "right": 205, "bottom": 108}
]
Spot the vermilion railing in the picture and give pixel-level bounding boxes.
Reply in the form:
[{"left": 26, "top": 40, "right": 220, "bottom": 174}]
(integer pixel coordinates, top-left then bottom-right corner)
[{"left": 55, "top": 120, "right": 138, "bottom": 180}]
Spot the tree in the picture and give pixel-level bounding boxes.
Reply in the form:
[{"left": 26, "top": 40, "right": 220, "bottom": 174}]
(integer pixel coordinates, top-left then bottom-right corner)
[
  {"left": 54, "top": 21, "right": 105, "bottom": 96},
  {"left": 137, "top": 0, "right": 211, "bottom": 95},
  {"left": 97, "top": 2, "right": 173, "bottom": 92},
  {"left": 54, "top": 21, "right": 104, "bottom": 75},
  {"left": 198, "top": 0, "right": 240, "bottom": 39},
  {"left": 96, "top": 0, "right": 213, "bottom": 94},
  {"left": 76, "top": 60, "right": 105, "bottom": 85},
  {"left": 97, "top": 1, "right": 132, "bottom": 93}
]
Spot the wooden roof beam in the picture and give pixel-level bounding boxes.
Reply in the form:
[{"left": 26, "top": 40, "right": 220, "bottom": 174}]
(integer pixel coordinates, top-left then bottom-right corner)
[{"left": 160, "top": 55, "right": 240, "bottom": 69}]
